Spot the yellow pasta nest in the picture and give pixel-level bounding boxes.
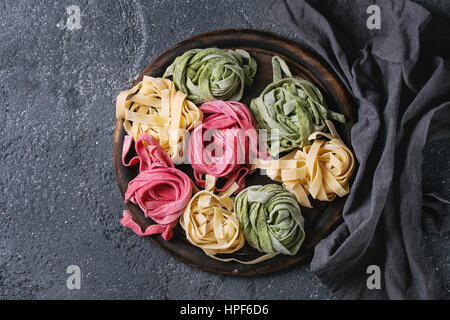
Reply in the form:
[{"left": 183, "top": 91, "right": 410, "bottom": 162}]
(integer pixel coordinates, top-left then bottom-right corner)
[
  {"left": 254, "top": 131, "right": 355, "bottom": 208},
  {"left": 116, "top": 76, "right": 203, "bottom": 163},
  {"left": 180, "top": 176, "right": 245, "bottom": 260}
]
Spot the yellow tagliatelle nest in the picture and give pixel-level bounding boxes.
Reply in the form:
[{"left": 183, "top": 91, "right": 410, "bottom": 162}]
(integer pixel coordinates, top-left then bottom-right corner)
[
  {"left": 116, "top": 76, "right": 203, "bottom": 162},
  {"left": 180, "top": 175, "right": 245, "bottom": 260},
  {"left": 254, "top": 130, "right": 355, "bottom": 208}
]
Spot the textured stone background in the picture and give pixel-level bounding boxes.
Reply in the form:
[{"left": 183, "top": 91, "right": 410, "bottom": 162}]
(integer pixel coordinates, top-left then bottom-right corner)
[{"left": 0, "top": 0, "right": 448, "bottom": 299}]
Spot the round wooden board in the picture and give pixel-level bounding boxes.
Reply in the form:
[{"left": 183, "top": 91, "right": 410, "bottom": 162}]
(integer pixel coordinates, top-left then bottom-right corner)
[{"left": 113, "top": 29, "right": 355, "bottom": 276}]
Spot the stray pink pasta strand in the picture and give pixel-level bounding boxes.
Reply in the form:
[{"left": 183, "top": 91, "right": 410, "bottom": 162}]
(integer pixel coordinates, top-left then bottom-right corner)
[
  {"left": 121, "top": 133, "right": 193, "bottom": 240},
  {"left": 189, "top": 100, "right": 263, "bottom": 193}
]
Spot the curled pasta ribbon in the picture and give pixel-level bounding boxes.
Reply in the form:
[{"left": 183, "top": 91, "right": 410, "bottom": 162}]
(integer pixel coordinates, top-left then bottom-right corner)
[
  {"left": 250, "top": 55, "right": 346, "bottom": 156},
  {"left": 116, "top": 76, "right": 203, "bottom": 163},
  {"left": 189, "top": 100, "right": 263, "bottom": 193},
  {"left": 180, "top": 175, "right": 245, "bottom": 260},
  {"left": 253, "top": 128, "right": 355, "bottom": 208},
  {"left": 121, "top": 133, "right": 193, "bottom": 241},
  {"left": 163, "top": 48, "right": 257, "bottom": 104},
  {"left": 234, "top": 184, "right": 305, "bottom": 255}
]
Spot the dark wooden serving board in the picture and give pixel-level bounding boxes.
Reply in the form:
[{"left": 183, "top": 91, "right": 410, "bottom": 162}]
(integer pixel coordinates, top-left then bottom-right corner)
[{"left": 113, "top": 29, "right": 355, "bottom": 276}]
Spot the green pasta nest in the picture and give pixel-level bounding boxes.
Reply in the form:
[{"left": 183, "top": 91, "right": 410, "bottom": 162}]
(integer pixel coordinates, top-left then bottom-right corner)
[
  {"left": 250, "top": 56, "right": 346, "bottom": 156},
  {"left": 163, "top": 47, "right": 257, "bottom": 104},
  {"left": 234, "top": 184, "right": 305, "bottom": 255}
]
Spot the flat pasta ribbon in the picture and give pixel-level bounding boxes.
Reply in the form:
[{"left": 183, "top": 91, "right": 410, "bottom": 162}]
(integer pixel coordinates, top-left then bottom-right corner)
[
  {"left": 253, "top": 128, "right": 355, "bottom": 208},
  {"left": 163, "top": 48, "right": 257, "bottom": 104},
  {"left": 189, "top": 100, "right": 263, "bottom": 193},
  {"left": 250, "top": 55, "right": 346, "bottom": 156},
  {"left": 121, "top": 133, "right": 193, "bottom": 241},
  {"left": 116, "top": 76, "right": 203, "bottom": 163},
  {"left": 234, "top": 184, "right": 306, "bottom": 255}
]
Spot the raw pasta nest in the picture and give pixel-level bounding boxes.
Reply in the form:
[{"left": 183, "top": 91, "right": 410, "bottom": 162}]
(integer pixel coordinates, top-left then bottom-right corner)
[
  {"left": 120, "top": 133, "right": 193, "bottom": 241},
  {"left": 189, "top": 100, "right": 261, "bottom": 193},
  {"left": 179, "top": 176, "right": 245, "bottom": 260},
  {"left": 254, "top": 130, "right": 355, "bottom": 208},
  {"left": 163, "top": 48, "right": 257, "bottom": 104},
  {"left": 250, "top": 56, "right": 346, "bottom": 156},
  {"left": 234, "top": 184, "right": 306, "bottom": 255},
  {"left": 116, "top": 76, "right": 203, "bottom": 163}
]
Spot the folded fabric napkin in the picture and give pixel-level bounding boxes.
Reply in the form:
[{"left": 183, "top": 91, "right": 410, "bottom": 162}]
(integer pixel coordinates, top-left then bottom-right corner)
[{"left": 266, "top": 0, "right": 450, "bottom": 299}]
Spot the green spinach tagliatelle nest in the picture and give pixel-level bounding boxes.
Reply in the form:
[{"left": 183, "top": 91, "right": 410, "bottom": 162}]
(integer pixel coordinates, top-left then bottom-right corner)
[
  {"left": 163, "top": 47, "right": 257, "bottom": 104},
  {"left": 234, "top": 184, "right": 305, "bottom": 256},
  {"left": 250, "top": 55, "right": 346, "bottom": 156}
]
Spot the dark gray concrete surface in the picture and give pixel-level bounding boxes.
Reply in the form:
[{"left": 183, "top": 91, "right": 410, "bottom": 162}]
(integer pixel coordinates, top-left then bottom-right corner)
[{"left": 0, "top": 0, "right": 448, "bottom": 299}]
